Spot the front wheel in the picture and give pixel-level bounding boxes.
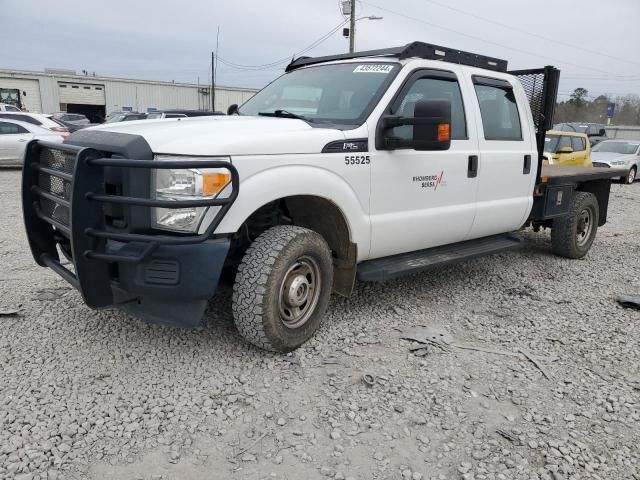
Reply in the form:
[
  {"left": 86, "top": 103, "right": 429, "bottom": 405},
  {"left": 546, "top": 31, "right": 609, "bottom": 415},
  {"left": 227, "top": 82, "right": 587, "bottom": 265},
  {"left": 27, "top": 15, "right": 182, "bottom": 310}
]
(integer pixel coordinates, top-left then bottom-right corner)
[
  {"left": 551, "top": 191, "right": 599, "bottom": 259},
  {"left": 625, "top": 166, "right": 637, "bottom": 185},
  {"left": 232, "top": 225, "right": 333, "bottom": 352}
]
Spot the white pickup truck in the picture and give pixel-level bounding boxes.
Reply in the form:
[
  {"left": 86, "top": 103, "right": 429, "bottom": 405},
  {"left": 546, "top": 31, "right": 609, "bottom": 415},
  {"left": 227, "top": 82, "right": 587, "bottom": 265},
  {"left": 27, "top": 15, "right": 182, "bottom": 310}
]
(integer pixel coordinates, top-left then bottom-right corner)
[{"left": 22, "top": 42, "right": 622, "bottom": 352}]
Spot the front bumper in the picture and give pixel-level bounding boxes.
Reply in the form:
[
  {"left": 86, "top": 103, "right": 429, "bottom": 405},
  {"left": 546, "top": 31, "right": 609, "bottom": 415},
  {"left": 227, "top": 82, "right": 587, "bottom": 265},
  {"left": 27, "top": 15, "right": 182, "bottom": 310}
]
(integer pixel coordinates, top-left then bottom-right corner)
[{"left": 21, "top": 133, "right": 239, "bottom": 327}]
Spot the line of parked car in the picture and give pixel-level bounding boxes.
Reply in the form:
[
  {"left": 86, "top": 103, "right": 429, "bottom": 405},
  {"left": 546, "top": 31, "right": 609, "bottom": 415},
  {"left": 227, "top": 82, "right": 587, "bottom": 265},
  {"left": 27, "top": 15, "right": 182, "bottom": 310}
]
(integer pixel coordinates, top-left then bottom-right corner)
[
  {"left": 0, "top": 104, "right": 225, "bottom": 166},
  {"left": 1, "top": 105, "right": 639, "bottom": 183},
  {"left": 544, "top": 122, "right": 639, "bottom": 184}
]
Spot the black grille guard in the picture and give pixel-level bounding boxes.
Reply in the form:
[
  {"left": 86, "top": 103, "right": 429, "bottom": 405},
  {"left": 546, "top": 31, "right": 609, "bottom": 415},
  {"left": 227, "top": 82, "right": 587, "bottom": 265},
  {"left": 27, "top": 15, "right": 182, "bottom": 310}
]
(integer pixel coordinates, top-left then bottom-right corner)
[{"left": 22, "top": 139, "right": 239, "bottom": 308}]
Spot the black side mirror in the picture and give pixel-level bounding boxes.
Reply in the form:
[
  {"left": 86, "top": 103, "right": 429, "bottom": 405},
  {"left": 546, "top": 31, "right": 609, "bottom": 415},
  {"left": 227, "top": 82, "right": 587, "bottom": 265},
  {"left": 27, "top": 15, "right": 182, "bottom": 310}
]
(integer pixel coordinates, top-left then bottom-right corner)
[
  {"left": 598, "top": 128, "right": 606, "bottom": 137},
  {"left": 227, "top": 104, "right": 239, "bottom": 115},
  {"left": 377, "top": 99, "right": 452, "bottom": 151}
]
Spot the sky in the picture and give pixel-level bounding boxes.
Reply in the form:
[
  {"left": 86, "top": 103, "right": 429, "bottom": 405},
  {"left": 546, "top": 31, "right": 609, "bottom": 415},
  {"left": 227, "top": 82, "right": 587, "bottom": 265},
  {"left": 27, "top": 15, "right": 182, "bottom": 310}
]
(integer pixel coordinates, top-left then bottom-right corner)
[{"left": 2, "top": 0, "right": 639, "bottom": 100}]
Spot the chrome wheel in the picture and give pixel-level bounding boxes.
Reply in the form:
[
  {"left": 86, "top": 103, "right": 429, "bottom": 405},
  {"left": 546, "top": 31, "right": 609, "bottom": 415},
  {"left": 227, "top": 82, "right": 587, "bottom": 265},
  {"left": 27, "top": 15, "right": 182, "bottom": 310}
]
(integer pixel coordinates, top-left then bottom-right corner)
[
  {"left": 576, "top": 208, "right": 594, "bottom": 248},
  {"left": 628, "top": 168, "right": 636, "bottom": 184},
  {"left": 278, "top": 256, "right": 321, "bottom": 329}
]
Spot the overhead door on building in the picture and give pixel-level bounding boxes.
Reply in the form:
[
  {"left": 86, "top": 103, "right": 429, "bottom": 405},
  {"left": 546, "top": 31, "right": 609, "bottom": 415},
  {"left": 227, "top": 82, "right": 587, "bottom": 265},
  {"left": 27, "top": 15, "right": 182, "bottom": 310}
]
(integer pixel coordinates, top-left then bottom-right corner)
[
  {"left": 58, "top": 82, "right": 106, "bottom": 122},
  {"left": 58, "top": 82, "right": 106, "bottom": 105},
  {"left": 0, "top": 78, "right": 42, "bottom": 112}
]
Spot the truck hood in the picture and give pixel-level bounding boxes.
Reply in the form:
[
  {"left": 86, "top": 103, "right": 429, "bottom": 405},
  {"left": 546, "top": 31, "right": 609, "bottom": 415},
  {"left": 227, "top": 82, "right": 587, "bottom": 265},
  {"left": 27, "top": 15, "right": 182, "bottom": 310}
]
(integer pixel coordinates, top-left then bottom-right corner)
[
  {"left": 591, "top": 152, "right": 636, "bottom": 164},
  {"left": 84, "top": 115, "right": 345, "bottom": 156}
]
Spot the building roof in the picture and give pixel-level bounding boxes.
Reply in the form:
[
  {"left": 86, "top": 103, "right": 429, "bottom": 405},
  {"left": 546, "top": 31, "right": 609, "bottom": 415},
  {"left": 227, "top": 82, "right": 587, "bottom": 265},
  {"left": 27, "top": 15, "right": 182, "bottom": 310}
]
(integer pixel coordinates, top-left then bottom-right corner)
[{"left": 0, "top": 68, "right": 258, "bottom": 93}]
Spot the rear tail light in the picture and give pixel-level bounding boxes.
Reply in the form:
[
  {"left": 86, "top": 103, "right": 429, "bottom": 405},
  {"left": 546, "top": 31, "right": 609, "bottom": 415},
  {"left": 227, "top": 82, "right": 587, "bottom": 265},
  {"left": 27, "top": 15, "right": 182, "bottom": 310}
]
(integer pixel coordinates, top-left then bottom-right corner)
[{"left": 50, "top": 126, "right": 69, "bottom": 137}]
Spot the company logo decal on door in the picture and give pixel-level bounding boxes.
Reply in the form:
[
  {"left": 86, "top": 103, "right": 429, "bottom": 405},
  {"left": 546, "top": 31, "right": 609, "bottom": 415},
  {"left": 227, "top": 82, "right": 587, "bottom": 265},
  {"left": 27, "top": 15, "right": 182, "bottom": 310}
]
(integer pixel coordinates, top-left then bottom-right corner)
[{"left": 413, "top": 171, "right": 445, "bottom": 190}]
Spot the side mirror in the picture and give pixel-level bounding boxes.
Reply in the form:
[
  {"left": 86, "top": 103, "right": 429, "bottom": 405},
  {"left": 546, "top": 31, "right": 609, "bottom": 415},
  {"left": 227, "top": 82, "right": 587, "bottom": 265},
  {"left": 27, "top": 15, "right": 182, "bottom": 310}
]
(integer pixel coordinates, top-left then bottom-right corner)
[
  {"left": 598, "top": 128, "right": 606, "bottom": 137},
  {"left": 227, "top": 104, "right": 239, "bottom": 115},
  {"left": 377, "top": 99, "right": 452, "bottom": 151},
  {"left": 557, "top": 146, "right": 574, "bottom": 154}
]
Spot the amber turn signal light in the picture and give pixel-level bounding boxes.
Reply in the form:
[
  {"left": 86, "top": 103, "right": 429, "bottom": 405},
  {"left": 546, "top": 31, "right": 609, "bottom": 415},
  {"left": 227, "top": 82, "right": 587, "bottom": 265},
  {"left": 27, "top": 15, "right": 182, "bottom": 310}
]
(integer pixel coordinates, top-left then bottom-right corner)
[
  {"left": 202, "top": 173, "right": 231, "bottom": 196},
  {"left": 437, "top": 123, "right": 450, "bottom": 142}
]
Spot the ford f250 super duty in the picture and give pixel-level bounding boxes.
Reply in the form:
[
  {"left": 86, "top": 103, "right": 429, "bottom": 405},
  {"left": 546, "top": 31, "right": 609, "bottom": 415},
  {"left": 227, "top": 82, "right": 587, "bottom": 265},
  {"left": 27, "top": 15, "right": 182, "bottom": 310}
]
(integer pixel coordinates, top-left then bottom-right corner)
[{"left": 22, "top": 42, "right": 624, "bottom": 352}]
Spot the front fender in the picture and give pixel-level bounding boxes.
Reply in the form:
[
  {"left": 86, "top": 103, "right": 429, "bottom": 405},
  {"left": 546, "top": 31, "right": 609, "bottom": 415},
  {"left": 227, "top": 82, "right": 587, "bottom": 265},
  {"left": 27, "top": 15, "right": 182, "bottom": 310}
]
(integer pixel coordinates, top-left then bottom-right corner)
[{"left": 214, "top": 164, "right": 371, "bottom": 261}]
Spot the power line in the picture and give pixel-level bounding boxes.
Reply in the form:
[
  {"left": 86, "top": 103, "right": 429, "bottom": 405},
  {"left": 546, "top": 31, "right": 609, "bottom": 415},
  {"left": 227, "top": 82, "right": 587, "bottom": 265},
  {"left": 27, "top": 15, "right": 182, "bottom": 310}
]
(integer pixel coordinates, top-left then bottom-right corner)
[
  {"left": 359, "top": 0, "right": 624, "bottom": 76},
  {"left": 421, "top": 0, "right": 640, "bottom": 71},
  {"left": 216, "top": 19, "right": 349, "bottom": 71}
]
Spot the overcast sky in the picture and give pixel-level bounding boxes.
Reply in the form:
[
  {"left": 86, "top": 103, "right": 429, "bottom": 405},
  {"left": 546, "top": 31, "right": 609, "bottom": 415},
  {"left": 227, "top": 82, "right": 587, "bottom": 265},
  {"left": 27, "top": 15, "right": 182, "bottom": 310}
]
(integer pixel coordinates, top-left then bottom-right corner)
[{"left": 2, "top": 0, "right": 639, "bottom": 100}]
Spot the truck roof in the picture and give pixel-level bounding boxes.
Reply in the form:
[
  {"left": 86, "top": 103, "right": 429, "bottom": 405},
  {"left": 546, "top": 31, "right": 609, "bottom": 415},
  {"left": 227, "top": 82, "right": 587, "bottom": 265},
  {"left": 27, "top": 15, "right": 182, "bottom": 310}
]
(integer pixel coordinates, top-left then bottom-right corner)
[{"left": 286, "top": 41, "right": 508, "bottom": 74}]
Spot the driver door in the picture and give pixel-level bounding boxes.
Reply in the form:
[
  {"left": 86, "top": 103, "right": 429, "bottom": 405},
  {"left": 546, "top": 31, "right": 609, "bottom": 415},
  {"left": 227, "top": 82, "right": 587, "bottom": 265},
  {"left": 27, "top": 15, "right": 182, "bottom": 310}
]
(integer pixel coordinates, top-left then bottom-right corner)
[{"left": 369, "top": 67, "right": 480, "bottom": 259}]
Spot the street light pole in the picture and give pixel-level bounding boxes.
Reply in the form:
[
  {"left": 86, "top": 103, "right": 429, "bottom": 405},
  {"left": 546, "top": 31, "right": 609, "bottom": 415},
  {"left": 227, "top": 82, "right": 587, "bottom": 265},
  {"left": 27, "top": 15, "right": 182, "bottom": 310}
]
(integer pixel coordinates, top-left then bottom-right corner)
[{"left": 349, "top": 0, "right": 356, "bottom": 53}]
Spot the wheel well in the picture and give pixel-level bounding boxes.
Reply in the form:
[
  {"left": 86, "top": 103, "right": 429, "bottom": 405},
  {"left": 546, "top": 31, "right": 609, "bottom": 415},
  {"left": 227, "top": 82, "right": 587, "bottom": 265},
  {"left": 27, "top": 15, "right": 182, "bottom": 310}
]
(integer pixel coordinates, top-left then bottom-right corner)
[{"left": 231, "top": 195, "right": 357, "bottom": 296}]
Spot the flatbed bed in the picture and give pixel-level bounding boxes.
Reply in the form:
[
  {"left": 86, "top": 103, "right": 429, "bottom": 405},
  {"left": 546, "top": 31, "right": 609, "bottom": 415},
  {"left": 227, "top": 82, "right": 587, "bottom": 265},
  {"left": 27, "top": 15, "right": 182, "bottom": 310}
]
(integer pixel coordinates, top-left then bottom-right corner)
[{"left": 541, "top": 165, "right": 626, "bottom": 184}]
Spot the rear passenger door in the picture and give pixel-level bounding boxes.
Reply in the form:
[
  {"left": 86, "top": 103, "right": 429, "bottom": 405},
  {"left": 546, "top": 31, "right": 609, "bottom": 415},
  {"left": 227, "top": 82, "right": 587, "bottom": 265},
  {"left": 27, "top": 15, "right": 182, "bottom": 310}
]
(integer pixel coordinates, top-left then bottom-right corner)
[
  {"left": 0, "top": 121, "right": 32, "bottom": 162},
  {"left": 571, "top": 136, "right": 589, "bottom": 166},
  {"left": 466, "top": 75, "right": 537, "bottom": 239}
]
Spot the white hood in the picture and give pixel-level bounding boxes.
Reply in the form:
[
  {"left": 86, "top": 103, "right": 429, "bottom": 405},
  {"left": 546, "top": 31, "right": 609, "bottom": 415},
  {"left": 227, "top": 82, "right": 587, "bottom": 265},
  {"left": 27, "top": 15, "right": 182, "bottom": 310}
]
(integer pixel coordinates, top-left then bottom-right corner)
[{"left": 85, "top": 115, "right": 345, "bottom": 156}]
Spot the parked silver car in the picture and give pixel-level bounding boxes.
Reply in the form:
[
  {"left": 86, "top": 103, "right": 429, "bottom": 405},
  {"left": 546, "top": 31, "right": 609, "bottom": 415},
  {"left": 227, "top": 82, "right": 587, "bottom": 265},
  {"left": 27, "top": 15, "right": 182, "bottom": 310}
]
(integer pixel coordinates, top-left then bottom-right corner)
[{"left": 591, "top": 139, "right": 640, "bottom": 184}]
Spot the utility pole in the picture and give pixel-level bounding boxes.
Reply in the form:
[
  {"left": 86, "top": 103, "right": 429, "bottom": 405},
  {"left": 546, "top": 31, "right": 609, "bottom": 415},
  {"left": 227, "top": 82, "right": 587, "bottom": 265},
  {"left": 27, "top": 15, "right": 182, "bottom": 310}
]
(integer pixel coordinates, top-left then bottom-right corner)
[
  {"left": 349, "top": 0, "right": 356, "bottom": 53},
  {"left": 211, "top": 26, "right": 220, "bottom": 112},
  {"left": 211, "top": 52, "right": 216, "bottom": 111}
]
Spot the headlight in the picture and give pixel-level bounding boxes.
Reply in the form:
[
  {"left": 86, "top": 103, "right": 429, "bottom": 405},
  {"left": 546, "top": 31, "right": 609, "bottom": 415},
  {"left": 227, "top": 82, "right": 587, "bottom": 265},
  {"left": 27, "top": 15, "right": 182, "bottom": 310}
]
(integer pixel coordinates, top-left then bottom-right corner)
[
  {"left": 152, "top": 156, "right": 231, "bottom": 233},
  {"left": 610, "top": 160, "right": 627, "bottom": 166}
]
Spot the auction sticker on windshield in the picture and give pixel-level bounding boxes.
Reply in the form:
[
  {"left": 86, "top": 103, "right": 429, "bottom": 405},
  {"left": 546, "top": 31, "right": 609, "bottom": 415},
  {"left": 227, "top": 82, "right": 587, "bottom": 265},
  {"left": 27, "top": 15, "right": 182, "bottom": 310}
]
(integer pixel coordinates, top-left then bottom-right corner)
[{"left": 353, "top": 64, "right": 394, "bottom": 73}]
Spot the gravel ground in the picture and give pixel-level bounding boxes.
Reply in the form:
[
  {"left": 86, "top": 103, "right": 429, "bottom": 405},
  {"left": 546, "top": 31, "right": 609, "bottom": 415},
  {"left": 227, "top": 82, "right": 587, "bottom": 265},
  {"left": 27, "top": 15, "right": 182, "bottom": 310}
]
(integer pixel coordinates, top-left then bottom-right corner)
[{"left": 1, "top": 168, "right": 639, "bottom": 480}]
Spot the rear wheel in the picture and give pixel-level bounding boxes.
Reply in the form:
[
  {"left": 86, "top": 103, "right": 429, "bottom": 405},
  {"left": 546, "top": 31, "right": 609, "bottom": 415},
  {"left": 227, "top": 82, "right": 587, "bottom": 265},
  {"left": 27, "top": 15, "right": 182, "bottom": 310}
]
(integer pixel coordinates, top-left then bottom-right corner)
[
  {"left": 551, "top": 191, "right": 599, "bottom": 259},
  {"left": 625, "top": 166, "right": 637, "bottom": 185},
  {"left": 232, "top": 225, "right": 333, "bottom": 352}
]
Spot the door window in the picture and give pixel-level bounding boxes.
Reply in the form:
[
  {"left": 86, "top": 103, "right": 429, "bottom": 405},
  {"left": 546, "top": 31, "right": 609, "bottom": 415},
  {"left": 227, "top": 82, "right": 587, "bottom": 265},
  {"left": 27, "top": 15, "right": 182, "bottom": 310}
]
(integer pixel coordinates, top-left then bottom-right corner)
[
  {"left": 571, "top": 136, "right": 586, "bottom": 152},
  {"left": 556, "top": 136, "right": 572, "bottom": 152},
  {"left": 0, "top": 122, "right": 29, "bottom": 134},
  {"left": 474, "top": 82, "right": 522, "bottom": 141},
  {"left": 390, "top": 75, "right": 467, "bottom": 142}
]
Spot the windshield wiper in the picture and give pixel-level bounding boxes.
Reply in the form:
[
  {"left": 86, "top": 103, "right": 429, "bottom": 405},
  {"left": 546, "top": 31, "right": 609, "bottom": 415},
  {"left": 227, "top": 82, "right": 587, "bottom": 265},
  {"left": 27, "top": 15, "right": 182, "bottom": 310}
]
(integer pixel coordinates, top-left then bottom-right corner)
[{"left": 258, "top": 110, "right": 311, "bottom": 122}]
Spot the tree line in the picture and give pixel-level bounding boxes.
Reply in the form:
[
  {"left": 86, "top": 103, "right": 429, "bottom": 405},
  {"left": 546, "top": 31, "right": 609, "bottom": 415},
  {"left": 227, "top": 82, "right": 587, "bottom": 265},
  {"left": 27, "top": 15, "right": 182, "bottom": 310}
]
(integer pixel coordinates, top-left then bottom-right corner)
[{"left": 554, "top": 88, "right": 640, "bottom": 126}]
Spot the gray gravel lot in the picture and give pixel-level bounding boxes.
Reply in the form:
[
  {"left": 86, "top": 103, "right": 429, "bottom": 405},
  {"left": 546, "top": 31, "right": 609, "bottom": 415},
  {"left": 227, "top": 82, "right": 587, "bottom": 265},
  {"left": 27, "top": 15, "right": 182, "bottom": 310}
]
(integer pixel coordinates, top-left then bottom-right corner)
[{"left": 1, "top": 168, "right": 639, "bottom": 480}]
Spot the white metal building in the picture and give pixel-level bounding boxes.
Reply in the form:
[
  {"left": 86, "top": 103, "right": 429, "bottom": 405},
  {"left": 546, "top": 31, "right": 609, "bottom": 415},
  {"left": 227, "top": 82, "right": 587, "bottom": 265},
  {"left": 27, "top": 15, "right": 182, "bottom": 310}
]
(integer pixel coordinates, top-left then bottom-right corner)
[{"left": 0, "top": 68, "right": 257, "bottom": 122}]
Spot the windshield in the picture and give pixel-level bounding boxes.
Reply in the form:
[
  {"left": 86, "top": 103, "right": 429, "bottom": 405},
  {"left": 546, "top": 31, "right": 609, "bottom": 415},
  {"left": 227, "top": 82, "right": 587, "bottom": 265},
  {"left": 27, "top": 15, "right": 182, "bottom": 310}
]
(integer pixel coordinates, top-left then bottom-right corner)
[
  {"left": 239, "top": 62, "right": 400, "bottom": 125},
  {"left": 593, "top": 141, "right": 640, "bottom": 154},
  {"left": 105, "top": 114, "right": 125, "bottom": 123}
]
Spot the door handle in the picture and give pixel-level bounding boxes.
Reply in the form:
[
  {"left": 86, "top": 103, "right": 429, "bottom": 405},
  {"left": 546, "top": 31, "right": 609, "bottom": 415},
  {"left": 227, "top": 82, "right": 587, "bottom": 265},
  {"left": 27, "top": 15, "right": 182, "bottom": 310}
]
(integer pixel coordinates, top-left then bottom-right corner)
[
  {"left": 523, "top": 154, "right": 532, "bottom": 174},
  {"left": 18, "top": 139, "right": 27, "bottom": 142},
  {"left": 468, "top": 155, "right": 478, "bottom": 178}
]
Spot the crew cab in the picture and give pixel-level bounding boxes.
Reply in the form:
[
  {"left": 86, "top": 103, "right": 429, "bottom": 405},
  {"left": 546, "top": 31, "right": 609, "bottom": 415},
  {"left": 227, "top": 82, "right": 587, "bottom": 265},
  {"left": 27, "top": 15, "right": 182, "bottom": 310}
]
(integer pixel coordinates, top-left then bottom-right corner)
[{"left": 22, "top": 42, "right": 624, "bottom": 352}]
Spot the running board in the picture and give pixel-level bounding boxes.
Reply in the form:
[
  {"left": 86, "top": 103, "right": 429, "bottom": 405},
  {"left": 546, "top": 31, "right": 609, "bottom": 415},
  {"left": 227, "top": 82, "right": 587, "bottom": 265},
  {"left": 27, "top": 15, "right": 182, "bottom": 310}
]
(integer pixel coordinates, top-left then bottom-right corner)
[{"left": 357, "top": 235, "right": 521, "bottom": 282}]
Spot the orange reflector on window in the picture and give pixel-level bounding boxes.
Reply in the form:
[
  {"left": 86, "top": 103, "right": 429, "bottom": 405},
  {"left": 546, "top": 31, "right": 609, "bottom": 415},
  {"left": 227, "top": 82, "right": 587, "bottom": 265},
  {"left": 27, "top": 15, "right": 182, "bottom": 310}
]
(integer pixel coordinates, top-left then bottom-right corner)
[
  {"left": 202, "top": 173, "right": 231, "bottom": 196},
  {"left": 437, "top": 123, "right": 450, "bottom": 142}
]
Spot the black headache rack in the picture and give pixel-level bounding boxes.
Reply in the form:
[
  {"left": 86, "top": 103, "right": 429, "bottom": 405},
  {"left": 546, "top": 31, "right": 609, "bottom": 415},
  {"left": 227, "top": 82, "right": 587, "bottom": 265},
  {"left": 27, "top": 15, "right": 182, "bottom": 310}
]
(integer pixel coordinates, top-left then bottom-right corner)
[
  {"left": 22, "top": 140, "right": 239, "bottom": 308},
  {"left": 286, "top": 41, "right": 508, "bottom": 73},
  {"left": 509, "top": 66, "right": 561, "bottom": 183}
]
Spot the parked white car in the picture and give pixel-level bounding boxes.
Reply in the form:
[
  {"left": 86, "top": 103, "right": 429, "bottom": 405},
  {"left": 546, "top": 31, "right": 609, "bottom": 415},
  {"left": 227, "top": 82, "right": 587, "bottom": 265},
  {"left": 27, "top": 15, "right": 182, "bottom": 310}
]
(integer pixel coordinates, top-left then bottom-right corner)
[
  {"left": 0, "top": 112, "right": 69, "bottom": 139},
  {"left": 0, "top": 119, "right": 64, "bottom": 166},
  {"left": 0, "top": 103, "right": 22, "bottom": 112},
  {"left": 591, "top": 139, "right": 640, "bottom": 184}
]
